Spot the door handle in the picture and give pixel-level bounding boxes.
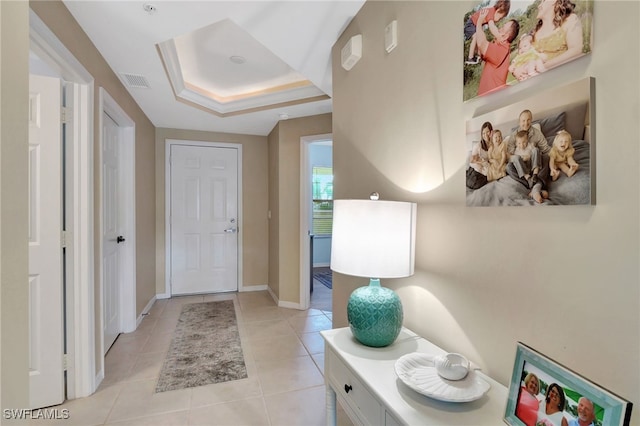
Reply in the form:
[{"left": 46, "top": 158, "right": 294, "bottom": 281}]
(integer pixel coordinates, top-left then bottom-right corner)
[
  {"left": 224, "top": 228, "right": 237, "bottom": 233},
  {"left": 116, "top": 235, "right": 126, "bottom": 243}
]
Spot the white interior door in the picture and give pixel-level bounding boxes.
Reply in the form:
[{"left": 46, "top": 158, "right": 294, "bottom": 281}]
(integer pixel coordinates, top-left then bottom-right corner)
[
  {"left": 170, "top": 144, "right": 238, "bottom": 295},
  {"left": 28, "top": 74, "right": 65, "bottom": 408},
  {"left": 102, "top": 112, "right": 122, "bottom": 353}
]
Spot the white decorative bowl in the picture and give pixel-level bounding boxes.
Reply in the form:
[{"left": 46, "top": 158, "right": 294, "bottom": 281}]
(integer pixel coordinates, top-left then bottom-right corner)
[
  {"left": 394, "top": 352, "right": 490, "bottom": 403},
  {"left": 433, "top": 353, "right": 470, "bottom": 381}
]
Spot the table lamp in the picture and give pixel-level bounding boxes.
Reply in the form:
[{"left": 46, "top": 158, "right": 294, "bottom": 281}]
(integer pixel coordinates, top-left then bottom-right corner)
[{"left": 331, "top": 193, "right": 417, "bottom": 347}]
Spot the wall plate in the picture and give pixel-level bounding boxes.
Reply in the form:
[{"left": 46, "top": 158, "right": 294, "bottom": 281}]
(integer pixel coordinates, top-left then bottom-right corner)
[{"left": 385, "top": 20, "right": 397, "bottom": 53}]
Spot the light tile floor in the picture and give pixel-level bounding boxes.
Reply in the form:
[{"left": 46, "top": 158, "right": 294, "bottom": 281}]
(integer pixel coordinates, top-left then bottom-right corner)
[
  {"left": 310, "top": 273, "right": 332, "bottom": 312},
  {"left": 26, "top": 288, "right": 351, "bottom": 426}
]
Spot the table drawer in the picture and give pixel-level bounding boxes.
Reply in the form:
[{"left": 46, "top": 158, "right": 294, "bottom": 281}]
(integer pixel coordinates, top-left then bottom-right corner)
[{"left": 328, "top": 349, "right": 381, "bottom": 426}]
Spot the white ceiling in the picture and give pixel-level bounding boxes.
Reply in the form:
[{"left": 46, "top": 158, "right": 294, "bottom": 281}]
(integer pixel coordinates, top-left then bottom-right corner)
[{"left": 61, "top": 1, "right": 365, "bottom": 136}]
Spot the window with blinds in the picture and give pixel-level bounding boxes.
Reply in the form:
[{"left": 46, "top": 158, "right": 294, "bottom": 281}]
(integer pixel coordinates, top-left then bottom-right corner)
[{"left": 312, "top": 166, "right": 333, "bottom": 235}]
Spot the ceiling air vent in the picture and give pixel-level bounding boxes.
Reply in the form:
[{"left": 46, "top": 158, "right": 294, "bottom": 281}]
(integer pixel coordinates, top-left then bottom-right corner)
[{"left": 120, "top": 73, "right": 151, "bottom": 89}]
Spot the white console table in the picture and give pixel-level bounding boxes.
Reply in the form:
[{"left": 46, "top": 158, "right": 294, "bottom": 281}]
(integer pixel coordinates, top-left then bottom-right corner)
[{"left": 321, "top": 327, "right": 508, "bottom": 426}]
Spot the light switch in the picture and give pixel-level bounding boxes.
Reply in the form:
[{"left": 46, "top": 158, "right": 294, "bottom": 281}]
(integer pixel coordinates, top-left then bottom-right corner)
[{"left": 385, "top": 20, "right": 397, "bottom": 53}]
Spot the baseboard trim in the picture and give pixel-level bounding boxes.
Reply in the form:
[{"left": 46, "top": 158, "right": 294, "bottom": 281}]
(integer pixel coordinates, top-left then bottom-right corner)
[
  {"left": 240, "top": 285, "right": 268, "bottom": 292},
  {"left": 266, "top": 286, "right": 278, "bottom": 305},
  {"left": 94, "top": 370, "right": 104, "bottom": 391},
  {"left": 265, "top": 286, "right": 304, "bottom": 310},
  {"left": 137, "top": 295, "right": 157, "bottom": 328},
  {"left": 278, "top": 300, "right": 303, "bottom": 310}
]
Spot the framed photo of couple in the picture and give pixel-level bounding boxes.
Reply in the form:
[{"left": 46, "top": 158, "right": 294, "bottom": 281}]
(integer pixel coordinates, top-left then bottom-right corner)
[
  {"left": 504, "top": 342, "right": 633, "bottom": 426},
  {"left": 463, "top": 0, "right": 594, "bottom": 101}
]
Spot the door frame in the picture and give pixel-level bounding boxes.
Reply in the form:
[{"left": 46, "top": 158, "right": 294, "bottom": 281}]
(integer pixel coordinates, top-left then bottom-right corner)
[
  {"left": 164, "top": 139, "right": 243, "bottom": 296},
  {"left": 97, "top": 88, "right": 137, "bottom": 367},
  {"left": 299, "top": 133, "right": 332, "bottom": 310},
  {"left": 29, "top": 10, "right": 96, "bottom": 398}
]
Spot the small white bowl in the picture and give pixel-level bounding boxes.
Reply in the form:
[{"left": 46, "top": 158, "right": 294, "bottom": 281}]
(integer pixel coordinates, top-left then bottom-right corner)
[{"left": 433, "top": 353, "right": 470, "bottom": 381}]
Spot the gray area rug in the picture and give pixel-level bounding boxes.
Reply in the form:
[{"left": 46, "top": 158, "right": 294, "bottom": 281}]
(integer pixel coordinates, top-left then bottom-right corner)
[
  {"left": 313, "top": 267, "right": 332, "bottom": 289},
  {"left": 155, "top": 300, "right": 247, "bottom": 393}
]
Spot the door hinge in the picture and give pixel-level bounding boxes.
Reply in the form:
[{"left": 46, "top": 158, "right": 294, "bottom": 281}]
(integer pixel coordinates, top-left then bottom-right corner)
[
  {"left": 61, "top": 230, "right": 70, "bottom": 248},
  {"left": 63, "top": 354, "right": 68, "bottom": 371},
  {"left": 61, "top": 106, "right": 72, "bottom": 124}
]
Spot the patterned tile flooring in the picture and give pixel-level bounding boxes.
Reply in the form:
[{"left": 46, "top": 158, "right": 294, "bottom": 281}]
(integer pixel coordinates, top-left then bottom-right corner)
[{"left": 25, "top": 290, "right": 350, "bottom": 425}]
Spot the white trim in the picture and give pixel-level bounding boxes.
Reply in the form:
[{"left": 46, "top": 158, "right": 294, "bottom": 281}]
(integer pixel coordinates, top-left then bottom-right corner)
[
  {"left": 266, "top": 286, "right": 303, "bottom": 310},
  {"left": 299, "top": 133, "right": 332, "bottom": 310},
  {"left": 137, "top": 296, "right": 157, "bottom": 328},
  {"left": 241, "top": 285, "right": 268, "bottom": 292},
  {"left": 156, "top": 40, "right": 325, "bottom": 115},
  {"left": 164, "top": 139, "right": 243, "bottom": 296},
  {"left": 279, "top": 300, "right": 302, "bottom": 310},
  {"left": 267, "top": 286, "right": 279, "bottom": 305},
  {"left": 94, "top": 371, "right": 104, "bottom": 392},
  {"left": 29, "top": 10, "right": 96, "bottom": 399},
  {"left": 64, "top": 82, "right": 95, "bottom": 399},
  {"left": 29, "top": 11, "right": 92, "bottom": 83},
  {"left": 98, "top": 89, "right": 137, "bottom": 359}
]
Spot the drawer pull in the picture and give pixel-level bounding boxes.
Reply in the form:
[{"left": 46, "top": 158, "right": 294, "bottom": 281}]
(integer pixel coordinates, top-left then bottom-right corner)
[{"left": 344, "top": 384, "right": 353, "bottom": 393}]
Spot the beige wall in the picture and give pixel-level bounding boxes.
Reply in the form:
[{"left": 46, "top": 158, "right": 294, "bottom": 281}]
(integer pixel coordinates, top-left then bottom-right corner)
[
  {"left": 155, "top": 129, "right": 269, "bottom": 293},
  {"left": 332, "top": 0, "right": 639, "bottom": 419},
  {"left": 1, "top": 0, "right": 30, "bottom": 410},
  {"left": 268, "top": 114, "right": 332, "bottom": 305}
]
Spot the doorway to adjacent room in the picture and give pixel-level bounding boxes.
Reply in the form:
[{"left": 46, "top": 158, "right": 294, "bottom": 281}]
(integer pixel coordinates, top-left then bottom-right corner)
[{"left": 306, "top": 139, "right": 333, "bottom": 312}]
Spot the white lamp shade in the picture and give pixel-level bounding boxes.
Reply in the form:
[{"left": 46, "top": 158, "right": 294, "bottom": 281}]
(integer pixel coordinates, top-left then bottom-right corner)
[{"left": 331, "top": 199, "right": 417, "bottom": 278}]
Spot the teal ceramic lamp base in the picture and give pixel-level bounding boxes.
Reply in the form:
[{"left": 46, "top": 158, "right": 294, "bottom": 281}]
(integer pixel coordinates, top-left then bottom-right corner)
[{"left": 347, "top": 278, "right": 403, "bottom": 347}]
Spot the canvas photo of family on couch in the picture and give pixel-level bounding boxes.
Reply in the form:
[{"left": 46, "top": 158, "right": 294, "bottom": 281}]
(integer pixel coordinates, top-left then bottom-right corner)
[
  {"left": 463, "top": 0, "right": 594, "bottom": 101},
  {"left": 465, "top": 77, "right": 594, "bottom": 207}
]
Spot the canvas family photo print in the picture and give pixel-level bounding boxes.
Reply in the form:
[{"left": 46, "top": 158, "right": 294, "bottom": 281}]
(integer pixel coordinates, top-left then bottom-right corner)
[
  {"left": 465, "top": 77, "right": 594, "bottom": 207},
  {"left": 463, "top": 0, "right": 594, "bottom": 101}
]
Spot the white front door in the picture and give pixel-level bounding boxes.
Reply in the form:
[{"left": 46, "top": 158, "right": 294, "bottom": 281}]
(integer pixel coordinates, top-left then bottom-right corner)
[
  {"left": 170, "top": 144, "right": 239, "bottom": 295},
  {"left": 102, "top": 112, "right": 122, "bottom": 353},
  {"left": 28, "top": 74, "right": 65, "bottom": 408}
]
